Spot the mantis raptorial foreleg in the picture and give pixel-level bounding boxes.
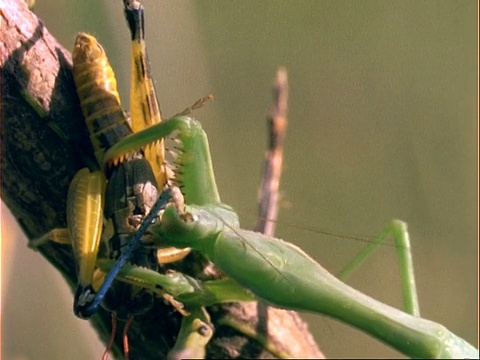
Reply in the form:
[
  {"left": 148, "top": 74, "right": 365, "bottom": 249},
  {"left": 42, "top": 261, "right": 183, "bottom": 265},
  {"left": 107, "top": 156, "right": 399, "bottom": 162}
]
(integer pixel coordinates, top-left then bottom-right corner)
[{"left": 97, "top": 255, "right": 256, "bottom": 308}]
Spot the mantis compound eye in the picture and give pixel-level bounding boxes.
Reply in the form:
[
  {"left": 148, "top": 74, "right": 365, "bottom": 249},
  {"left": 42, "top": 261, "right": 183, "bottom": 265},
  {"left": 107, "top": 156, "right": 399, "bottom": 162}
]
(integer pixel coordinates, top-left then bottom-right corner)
[{"left": 182, "top": 212, "right": 197, "bottom": 223}]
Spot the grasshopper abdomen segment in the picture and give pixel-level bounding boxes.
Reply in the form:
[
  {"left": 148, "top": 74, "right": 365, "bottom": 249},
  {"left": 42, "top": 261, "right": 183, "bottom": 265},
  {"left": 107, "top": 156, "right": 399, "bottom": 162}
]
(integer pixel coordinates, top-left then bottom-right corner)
[{"left": 72, "top": 33, "right": 134, "bottom": 167}]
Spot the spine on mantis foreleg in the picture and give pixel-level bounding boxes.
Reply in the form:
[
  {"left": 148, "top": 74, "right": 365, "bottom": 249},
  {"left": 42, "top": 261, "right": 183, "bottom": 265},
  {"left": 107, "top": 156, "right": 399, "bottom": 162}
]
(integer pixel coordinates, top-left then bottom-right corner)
[
  {"left": 153, "top": 205, "right": 479, "bottom": 359},
  {"left": 104, "top": 116, "right": 221, "bottom": 206}
]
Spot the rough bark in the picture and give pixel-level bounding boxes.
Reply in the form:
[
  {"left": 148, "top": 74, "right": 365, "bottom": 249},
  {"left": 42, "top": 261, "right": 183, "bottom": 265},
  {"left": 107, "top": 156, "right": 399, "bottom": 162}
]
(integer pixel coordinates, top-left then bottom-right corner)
[{"left": 1, "top": 0, "right": 324, "bottom": 358}]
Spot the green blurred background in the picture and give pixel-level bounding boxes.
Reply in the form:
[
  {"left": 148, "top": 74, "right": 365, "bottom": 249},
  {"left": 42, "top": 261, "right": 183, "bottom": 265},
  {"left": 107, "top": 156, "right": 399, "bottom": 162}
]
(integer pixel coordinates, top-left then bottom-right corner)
[{"left": 2, "top": 0, "right": 477, "bottom": 358}]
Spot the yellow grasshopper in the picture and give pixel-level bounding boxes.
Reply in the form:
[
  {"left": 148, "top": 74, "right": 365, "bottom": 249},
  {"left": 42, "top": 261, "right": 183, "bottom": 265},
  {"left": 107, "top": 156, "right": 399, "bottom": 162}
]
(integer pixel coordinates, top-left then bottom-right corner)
[{"left": 31, "top": 1, "right": 197, "bottom": 358}]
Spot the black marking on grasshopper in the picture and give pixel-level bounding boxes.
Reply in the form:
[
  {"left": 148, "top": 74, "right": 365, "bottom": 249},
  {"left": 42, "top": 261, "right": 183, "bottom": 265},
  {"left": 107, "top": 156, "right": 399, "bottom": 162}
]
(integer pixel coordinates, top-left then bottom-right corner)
[
  {"left": 124, "top": 0, "right": 144, "bottom": 42},
  {"left": 75, "top": 187, "right": 172, "bottom": 319},
  {"left": 125, "top": 0, "right": 162, "bottom": 128}
]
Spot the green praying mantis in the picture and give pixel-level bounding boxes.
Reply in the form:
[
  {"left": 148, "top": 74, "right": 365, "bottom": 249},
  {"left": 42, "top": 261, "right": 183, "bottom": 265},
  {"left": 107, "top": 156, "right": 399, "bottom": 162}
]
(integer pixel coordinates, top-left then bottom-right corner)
[
  {"left": 101, "top": 112, "right": 478, "bottom": 358},
  {"left": 26, "top": 0, "right": 477, "bottom": 359}
]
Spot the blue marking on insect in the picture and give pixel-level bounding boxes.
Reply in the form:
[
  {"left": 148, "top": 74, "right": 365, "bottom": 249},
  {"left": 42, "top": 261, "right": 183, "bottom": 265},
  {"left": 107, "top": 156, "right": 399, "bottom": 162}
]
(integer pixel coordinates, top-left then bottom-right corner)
[{"left": 74, "top": 188, "right": 172, "bottom": 318}]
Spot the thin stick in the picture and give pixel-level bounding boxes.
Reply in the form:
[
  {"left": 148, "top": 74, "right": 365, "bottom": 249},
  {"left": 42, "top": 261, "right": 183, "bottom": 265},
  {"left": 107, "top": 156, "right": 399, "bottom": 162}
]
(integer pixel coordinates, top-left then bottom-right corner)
[
  {"left": 255, "top": 67, "right": 288, "bottom": 236},
  {"left": 253, "top": 66, "right": 289, "bottom": 351},
  {"left": 253, "top": 69, "right": 322, "bottom": 357}
]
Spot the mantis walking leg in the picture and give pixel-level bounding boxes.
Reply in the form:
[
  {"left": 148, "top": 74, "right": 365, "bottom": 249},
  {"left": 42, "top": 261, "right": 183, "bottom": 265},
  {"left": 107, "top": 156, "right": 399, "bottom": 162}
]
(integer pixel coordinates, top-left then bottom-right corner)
[
  {"left": 166, "top": 308, "right": 213, "bottom": 360},
  {"left": 338, "top": 220, "right": 420, "bottom": 316}
]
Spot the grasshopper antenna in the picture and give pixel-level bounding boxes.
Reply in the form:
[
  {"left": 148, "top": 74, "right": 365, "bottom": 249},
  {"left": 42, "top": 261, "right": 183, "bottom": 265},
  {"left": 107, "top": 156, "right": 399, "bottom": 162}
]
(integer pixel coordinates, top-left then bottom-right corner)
[
  {"left": 102, "top": 313, "right": 118, "bottom": 360},
  {"left": 122, "top": 316, "right": 135, "bottom": 360}
]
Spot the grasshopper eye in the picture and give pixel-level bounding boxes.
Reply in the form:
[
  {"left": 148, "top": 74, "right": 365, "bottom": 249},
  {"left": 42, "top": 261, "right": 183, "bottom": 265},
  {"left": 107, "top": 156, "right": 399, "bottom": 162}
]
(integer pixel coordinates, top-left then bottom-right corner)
[{"left": 197, "top": 324, "right": 211, "bottom": 336}]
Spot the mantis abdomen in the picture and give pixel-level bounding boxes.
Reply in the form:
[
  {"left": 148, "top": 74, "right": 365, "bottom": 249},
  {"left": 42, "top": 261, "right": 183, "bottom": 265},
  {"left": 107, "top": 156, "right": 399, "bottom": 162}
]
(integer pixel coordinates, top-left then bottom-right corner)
[{"left": 156, "top": 203, "right": 478, "bottom": 359}]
